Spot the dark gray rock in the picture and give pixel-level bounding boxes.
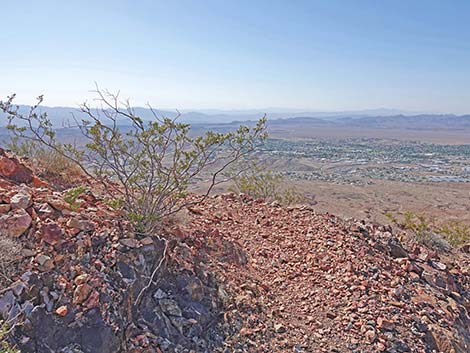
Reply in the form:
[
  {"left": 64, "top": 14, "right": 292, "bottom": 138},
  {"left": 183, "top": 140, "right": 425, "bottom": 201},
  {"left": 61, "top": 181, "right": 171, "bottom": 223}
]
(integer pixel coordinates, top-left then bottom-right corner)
[
  {"left": 7, "top": 234, "right": 237, "bottom": 352},
  {"left": 0, "top": 290, "right": 16, "bottom": 319},
  {"left": 388, "top": 238, "right": 409, "bottom": 258},
  {"left": 159, "top": 298, "right": 182, "bottom": 317},
  {"left": 14, "top": 307, "right": 119, "bottom": 353}
]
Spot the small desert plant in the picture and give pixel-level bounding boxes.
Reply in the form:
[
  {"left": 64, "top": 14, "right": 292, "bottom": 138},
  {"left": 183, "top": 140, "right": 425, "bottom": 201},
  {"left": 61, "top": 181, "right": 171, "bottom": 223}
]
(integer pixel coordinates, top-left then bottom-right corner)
[
  {"left": 437, "top": 221, "right": 470, "bottom": 247},
  {"left": 229, "top": 159, "right": 304, "bottom": 205},
  {"left": 384, "top": 211, "right": 398, "bottom": 224},
  {"left": 104, "top": 197, "right": 124, "bottom": 210},
  {"left": 1, "top": 88, "right": 267, "bottom": 233},
  {"left": 0, "top": 322, "right": 19, "bottom": 353},
  {"left": 63, "top": 185, "right": 86, "bottom": 210},
  {"left": 280, "top": 186, "right": 306, "bottom": 206},
  {"left": 401, "top": 211, "right": 432, "bottom": 236},
  {"left": 384, "top": 211, "right": 470, "bottom": 251},
  {"left": 386, "top": 210, "right": 433, "bottom": 238}
]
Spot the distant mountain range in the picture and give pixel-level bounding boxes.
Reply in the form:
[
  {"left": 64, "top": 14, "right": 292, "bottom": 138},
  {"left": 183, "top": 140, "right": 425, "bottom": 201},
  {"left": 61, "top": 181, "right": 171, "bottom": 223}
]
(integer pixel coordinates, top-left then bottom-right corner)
[
  {"left": 0, "top": 105, "right": 469, "bottom": 131},
  {"left": 268, "top": 114, "right": 470, "bottom": 130}
]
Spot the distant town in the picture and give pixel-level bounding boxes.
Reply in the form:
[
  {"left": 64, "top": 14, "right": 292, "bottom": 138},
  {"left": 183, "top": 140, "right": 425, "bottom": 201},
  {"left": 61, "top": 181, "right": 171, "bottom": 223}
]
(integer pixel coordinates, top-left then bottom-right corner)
[{"left": 264, "top": 138, "right": 470, "bottom": 185}]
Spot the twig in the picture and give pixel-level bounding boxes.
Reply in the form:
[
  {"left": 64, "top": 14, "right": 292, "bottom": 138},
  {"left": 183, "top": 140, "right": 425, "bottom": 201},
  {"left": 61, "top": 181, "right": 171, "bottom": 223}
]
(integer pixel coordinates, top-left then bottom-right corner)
[
  {"left": 134, "top": 235, "right": 168, "bottom": 307},
  {"left": 0, "top": 282, "right": 18, "bottom": 296},
  {"left": 1, "top": 310, "right": 23, "bottom": 338}
]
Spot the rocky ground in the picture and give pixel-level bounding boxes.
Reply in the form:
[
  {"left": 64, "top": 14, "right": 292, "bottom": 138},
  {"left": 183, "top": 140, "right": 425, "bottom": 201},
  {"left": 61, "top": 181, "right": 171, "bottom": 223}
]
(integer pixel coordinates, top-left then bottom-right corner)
[{"left": 0, "top": 148, "right": 469, "bottom": 352}]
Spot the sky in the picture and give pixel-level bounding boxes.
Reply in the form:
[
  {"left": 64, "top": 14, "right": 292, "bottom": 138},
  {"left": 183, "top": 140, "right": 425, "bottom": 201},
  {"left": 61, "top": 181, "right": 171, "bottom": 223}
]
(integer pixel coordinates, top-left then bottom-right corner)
[{"left": 1, "top": 0, "right": 470, "bottom": 113}]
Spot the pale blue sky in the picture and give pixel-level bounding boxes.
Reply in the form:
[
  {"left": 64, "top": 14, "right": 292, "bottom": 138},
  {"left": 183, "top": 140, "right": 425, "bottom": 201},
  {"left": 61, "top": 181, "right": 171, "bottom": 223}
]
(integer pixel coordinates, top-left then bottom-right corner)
[{"left": 1, "top": 0, "right": 470, "bottom": 113}]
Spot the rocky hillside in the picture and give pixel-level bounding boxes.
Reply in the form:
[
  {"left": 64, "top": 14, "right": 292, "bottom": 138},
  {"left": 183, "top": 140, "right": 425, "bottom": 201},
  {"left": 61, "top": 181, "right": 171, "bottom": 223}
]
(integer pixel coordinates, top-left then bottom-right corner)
[{"left": 0, "top": 148, "right": 469, "bottom": 353}]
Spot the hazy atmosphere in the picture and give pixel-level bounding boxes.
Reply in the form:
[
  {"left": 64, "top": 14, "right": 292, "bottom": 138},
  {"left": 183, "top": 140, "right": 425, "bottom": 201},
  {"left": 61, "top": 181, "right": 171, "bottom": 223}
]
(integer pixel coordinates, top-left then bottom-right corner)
[{"left": 2, "top": 0, "right": 470, "bottom": 112}]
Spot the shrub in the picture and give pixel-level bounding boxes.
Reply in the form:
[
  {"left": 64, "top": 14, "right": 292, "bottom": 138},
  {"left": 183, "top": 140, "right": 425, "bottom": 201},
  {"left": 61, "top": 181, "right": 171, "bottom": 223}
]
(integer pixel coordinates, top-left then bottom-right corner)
[
  {"left": 384, "top": 210, "right": 469, "bottom": 251},
  {"left": 7, "top": 136, "right": 82, "bottom": 184},
  {"left": 229, "top": 159, "right": 304, "bottom": 205},
  {"left": 401, "top": 211, "right": 431, "bottom": 236},
  {"left": 1, "top": 89, "right": 266, "bottom": 233},
  {"left": 437, "top": 221, "right": 470, "bottom": 248}
]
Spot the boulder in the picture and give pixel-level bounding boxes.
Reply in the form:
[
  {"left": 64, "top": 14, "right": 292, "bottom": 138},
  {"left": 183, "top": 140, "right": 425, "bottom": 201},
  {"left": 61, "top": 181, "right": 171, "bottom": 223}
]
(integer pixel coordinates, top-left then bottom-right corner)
[
  {"left": 387, "top": 238, "right": 409, "bottom": 258},
  {"left": 0, "top": 148, "right": 33, "bottom": 183},
  {"left": 67, "top": 218, "right": 95, "bottom": 232},
  {"left": 40, "top": 222, "right": 63, "bottom": 245},
  {"left": 0, "top": 208, "right": 32, "bottom": 237},
  {"left": 15, "top": 307, "right": 119, "bottom": 353},
  {"left": 10, "top": 192, "right": 32, "bottom": 210}
]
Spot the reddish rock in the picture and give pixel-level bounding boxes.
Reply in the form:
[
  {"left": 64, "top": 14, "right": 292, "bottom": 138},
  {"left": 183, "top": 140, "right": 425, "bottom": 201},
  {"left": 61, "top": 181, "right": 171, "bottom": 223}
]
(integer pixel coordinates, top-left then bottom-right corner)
[
  {"left": 66, "top": 218, "right": 95, "bottom": 232},
  {"left": 377, "top": 342, "right": 386, "bottom": 351},
  {"left": 408, "top": 262, "right": 423, "bottom": 275},
  {"left": 120, "top": 238, "right": 141, "bottom": 248},
  {"left": 0, "top": 154, "right": 467, "bottom": 352},
  {"left": 47, "top": 197, "right": 70, "bottom": 211},
  {"left": 140, "top": 237, "right": 154, "bottom": 245},
  {"left": 326, "top": 311, "right": 337, "bottom": 319},
  {"left": 54, "top": 254, "right": 65, "bottom": 264},
  {"left": 377, "top": 317, "right": 395, "bottom": 331},
  {"left": 83, "top": 290, "right": 100, "bottom": 309},
  {"left": 55, "top": 305, "right": 68, "bottom": 317},
  {"left": 274, "top": 323, "right": 287, "bottom": 334},
  {"left": 32, "top": 175, "right": 49, "bottom": 188},
  {"left": 35, "top": 202, "right": 55, "bottom": 216},
  {"left": 21, "top": 248, "right": 36, "bottom": 257},
  {"left": 40, "top": 222, "right": 63, "bottom": 245},
  {"left": 0, "top": 204, "right": 11, "bottom": 214},
  {"left": 0, "top": 149, "right": 33, "bottom": 183},
  {"left": 35, "top": 254, "right": 55, "bottom": 271},
  {"left": 169, "top": 226, "right": 185, "bottom": 238},
  {"left": 430, "top": 327, "right": 456, "bottom": 353},
  {"left": 73, "top": 283, "right": 92, "bottom": 304},
  {"left": 0, "top": 208, "right": 32, "bottom": 237},
  {"left": 240, "top": 327, "right": 253, "bottom": 336}
]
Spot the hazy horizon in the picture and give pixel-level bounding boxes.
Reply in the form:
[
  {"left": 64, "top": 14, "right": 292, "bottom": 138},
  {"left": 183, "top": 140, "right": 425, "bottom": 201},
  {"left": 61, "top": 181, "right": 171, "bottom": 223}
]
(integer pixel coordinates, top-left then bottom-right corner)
[
  {"left": 0, "top": 101, "right": 459, "bottom": 118},
  {"left": 0, "top": 101, "right": 434, "bottom": 116}
]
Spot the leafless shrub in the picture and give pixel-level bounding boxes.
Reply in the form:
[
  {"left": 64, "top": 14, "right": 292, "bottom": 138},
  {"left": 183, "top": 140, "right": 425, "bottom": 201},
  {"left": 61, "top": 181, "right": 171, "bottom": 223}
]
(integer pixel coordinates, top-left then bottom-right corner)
[{"left": 0, "top": 237, "right": 22, "bottom": 289}]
